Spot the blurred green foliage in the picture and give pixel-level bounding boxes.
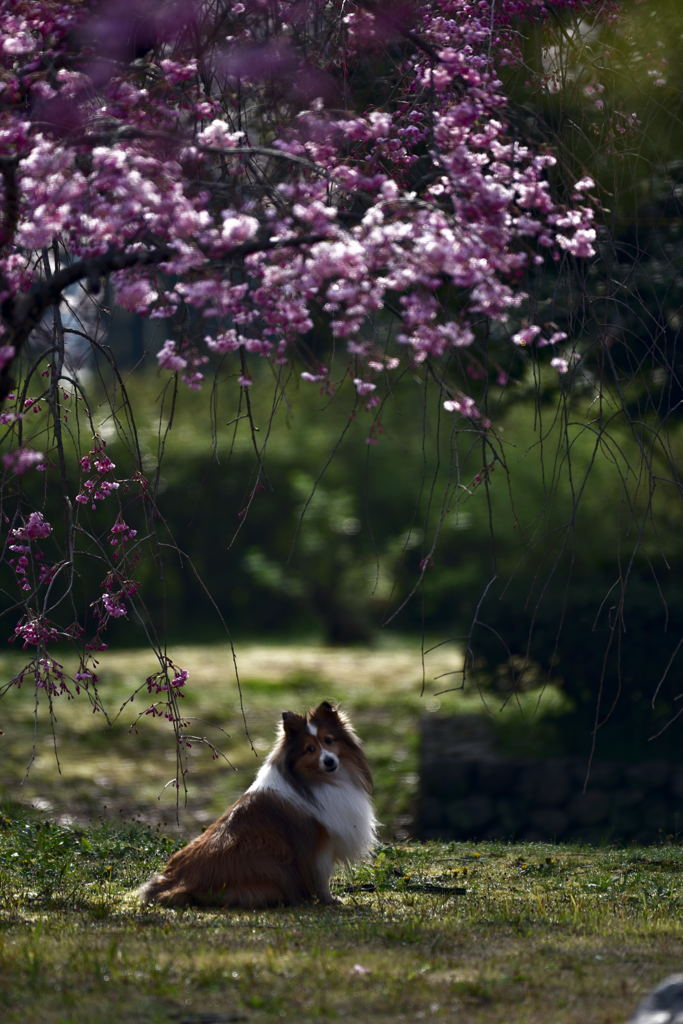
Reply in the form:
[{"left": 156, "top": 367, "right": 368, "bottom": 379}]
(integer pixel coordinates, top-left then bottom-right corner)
[{"left": 6, "top": 361, "right": 676, "bottom": 758}]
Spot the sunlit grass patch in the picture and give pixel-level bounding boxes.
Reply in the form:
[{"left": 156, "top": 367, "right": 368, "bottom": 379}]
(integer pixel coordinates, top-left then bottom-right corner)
[{"left": 0, "top": 641, "right": 476, "bottom": 836}]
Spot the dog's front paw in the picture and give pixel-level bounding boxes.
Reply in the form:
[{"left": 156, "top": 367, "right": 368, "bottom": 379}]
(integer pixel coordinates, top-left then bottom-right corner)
[{"left": 317, "top": 893, "right": 342, "bottom": 906}]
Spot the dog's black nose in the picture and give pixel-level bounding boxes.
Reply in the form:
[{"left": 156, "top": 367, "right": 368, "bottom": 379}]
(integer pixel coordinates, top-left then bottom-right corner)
[{"left": 323, "top": 755, "right": 338, "bottom": 771}]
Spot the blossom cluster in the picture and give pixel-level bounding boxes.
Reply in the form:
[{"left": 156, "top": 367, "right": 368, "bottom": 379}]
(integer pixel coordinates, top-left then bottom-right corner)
[
  {"left": 146, "top": 662, "right": 189, "bottom": 696},
  {"left": 7, "top": 512, "right": 53, "bottom": 593},
  {"left": 76, "top": 443, "right": 142, "bottom": 627},
  {"left": 12, "top": 615, "right": 61, "bottom": 650},
  {"left": 2, "top": 447, "right": 45, "bottom": 475},
  {"left": 143, "top": 657, "right": 190, "bottom": 724},
  {"left": 9, "top": 650, "right": 101, "bottom": 700},
  {"left": 75, "top": 441, "right": 120, "bottom": 508},
  {"left": 93, "top": 518, "right": 140, "bottom": 625},
  {"left": 0, "top": 0, "right": 603, "bottom": 431}
]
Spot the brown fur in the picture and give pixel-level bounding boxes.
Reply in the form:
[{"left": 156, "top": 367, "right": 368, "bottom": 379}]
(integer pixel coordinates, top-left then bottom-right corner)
[{"left": 140, "top": 791, "right": 329, "bottom": 908}]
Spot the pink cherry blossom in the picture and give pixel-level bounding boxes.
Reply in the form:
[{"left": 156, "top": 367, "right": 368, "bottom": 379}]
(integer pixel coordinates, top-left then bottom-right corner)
[
  {"left": 512, "top": 326, "right": 542, "bottom": 347},
  {"left": 2, "top": 448, "right": 45, "bottom": 474},
  {"left": 157, "top": 340, "right": 187, "bottom": 372},
  {"left": 197, "top": 121, "right": 245, "bottom": 149},
  {"left": 11, "top": 512, "right": 52, "bottom": 541}
]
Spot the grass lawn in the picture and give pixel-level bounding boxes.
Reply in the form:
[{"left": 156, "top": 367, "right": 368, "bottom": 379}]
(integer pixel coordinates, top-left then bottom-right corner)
[
  {"left": 1, "top": 807, "right": 681, "bottom": 1024},
  {"left": 0, "top": 643, "right": 681, "bottom": 1022}
]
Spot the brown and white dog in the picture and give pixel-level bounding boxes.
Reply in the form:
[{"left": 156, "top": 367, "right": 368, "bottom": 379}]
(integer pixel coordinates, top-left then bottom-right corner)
[{"left": 139, "top": 701, "right": 377, "bottom": 908}]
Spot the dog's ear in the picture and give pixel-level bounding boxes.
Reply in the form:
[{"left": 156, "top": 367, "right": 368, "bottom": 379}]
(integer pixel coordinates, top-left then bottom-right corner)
[
  {"left": 282, "top": 711, "right": 306, "bottom": 734},
  {"left": 315, "top": 700, "right": 337, "bottom": 716},
  {"left": 315, "top": 701, "right": 359, "bottom": 745}
]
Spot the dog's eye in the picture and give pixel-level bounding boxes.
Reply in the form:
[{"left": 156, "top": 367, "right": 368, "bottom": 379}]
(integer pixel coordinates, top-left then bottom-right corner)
[
  {"left": 323, "top": 735, "right": 334, "bottom": 745},
  {"left": 305, "top": 743, "right": 316, "bottom": 754}
]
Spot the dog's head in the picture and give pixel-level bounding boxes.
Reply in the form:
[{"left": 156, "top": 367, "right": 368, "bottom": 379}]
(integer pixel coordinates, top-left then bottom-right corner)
[{"left": 280, "top": 701, "right": 371, "bottom": 791}]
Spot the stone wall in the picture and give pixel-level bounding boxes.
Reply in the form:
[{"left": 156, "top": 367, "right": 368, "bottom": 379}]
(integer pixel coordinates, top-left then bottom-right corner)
[{"left": 416, "top": 714, "right": 683, "bottom": 843}]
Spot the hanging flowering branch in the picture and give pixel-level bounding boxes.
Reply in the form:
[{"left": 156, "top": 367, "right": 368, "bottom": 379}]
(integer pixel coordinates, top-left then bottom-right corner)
[{"left": 2, "top": 0, "right": 652, "bottom": 761}]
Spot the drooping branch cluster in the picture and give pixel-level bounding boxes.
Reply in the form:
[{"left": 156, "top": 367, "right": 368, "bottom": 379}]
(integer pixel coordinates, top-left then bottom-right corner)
[{"left": 0, "top": 0, "right": 629, "bottom": 762}]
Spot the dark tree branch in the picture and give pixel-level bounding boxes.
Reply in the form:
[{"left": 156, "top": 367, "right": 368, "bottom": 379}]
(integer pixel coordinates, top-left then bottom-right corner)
[{"left": 0, "top": 230, "right": 330, "bottom": 404}]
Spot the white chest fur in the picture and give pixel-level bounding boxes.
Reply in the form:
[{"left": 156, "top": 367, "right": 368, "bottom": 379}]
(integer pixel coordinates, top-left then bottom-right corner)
[{"left": 248, "top": 760, "right": 377, "bottom": 864}]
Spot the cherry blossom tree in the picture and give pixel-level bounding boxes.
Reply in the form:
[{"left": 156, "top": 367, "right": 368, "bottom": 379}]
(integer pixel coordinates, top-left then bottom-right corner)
[{"left": 0, "top": 0, "right": 678, "bottom": 767}]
